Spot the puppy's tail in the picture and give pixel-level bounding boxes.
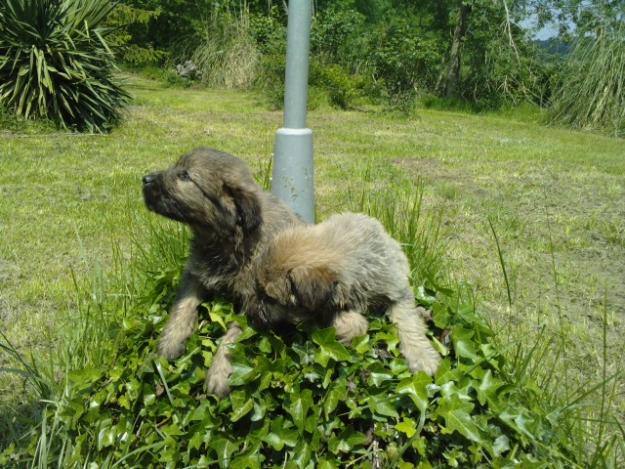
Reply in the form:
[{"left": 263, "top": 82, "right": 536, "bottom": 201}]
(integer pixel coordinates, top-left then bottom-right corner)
[{"left": 388, "top": 297, "right": 441, "bottom": 376}]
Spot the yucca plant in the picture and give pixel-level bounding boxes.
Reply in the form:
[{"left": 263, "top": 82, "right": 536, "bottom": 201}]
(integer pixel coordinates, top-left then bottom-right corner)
[{"left": 0, "top": 0, "right": 129, "bottom": 132}]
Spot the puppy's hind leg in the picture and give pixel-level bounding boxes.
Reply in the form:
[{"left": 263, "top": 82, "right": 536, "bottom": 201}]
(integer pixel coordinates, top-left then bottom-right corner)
[
  {"left": 205, "top": 323, "right": 242, "bottom": 397},
  {"left": 332, "top": 310, "right": 369, "bottom": 345},
  {"left": 158, "top": 272, "right": 206, "bottom": 360},
  {"left": 388, "top": 296, "right": 441, "bottom": 376}
]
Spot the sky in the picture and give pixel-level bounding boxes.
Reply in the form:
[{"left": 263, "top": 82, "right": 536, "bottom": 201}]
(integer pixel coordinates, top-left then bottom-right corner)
[{"left": 521, "top": 16, "right": 562, "bottom": 40}]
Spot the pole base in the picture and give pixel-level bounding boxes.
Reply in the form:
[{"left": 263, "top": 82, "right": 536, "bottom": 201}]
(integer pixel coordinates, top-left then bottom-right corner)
[{"left": 272, "top": 128, "right": 315, "bottom": 223}]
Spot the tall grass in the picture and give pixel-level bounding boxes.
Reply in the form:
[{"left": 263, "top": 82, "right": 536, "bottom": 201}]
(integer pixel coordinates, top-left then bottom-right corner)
[
  {"left": 191, "top": 9, "right": 259, "bottom": 89},
  {"left": 550, "top": 22, "right": 625, "bottom": 137},
  {"left": 487, "top": 210, "right": 625, "bottom": 467}
]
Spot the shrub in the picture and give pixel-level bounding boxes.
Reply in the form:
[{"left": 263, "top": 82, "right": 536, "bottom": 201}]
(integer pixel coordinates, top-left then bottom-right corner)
[
  {"left": 0, "top": 0, "right": 129, "bottom": 132},
  {"left": 0, "top": 190, "right": 585, "bottom": 467},
  {"left": 191, "top": 12, "right": 260, "bottom": 89},
  {"left": 258, "top": 57, "right": 363, "bottom": 110},
  {"left": 550, "top": 22, "right": 625, "bottom": 137},
  {"left": 365, "top": 19, "right": 445, "bottom": 99}
]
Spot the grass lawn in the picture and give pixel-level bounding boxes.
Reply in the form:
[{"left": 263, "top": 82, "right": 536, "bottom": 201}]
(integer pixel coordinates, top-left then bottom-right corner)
[{"left": 1, "top": 74, "right": 624, "bottom": 462}]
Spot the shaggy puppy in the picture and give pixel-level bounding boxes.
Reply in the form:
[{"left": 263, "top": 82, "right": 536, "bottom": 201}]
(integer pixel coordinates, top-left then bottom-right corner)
[
  {"left": 255, "top": 213, "right": 441, "bottom": 375},
  {"left": 143, "top": 148, "right": 301, "bottom": 396}
]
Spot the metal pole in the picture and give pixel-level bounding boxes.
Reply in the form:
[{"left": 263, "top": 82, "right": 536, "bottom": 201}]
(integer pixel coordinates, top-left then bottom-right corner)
[{"left": 271, "top": 0, "right": 315, "bottom": 223}]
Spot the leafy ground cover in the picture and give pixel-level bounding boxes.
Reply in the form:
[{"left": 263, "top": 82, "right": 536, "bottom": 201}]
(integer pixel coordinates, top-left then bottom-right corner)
[
  {"left": 1, "top": 74, "right": 624, "bottom": 465},
  {"left": 0, "top": 196, "right": 587, "bottom": 467}
]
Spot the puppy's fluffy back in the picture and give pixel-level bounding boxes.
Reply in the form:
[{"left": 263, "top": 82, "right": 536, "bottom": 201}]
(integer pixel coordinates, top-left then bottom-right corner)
[{"left": 268, "top": 213, "right": 411, "bottom": 303}]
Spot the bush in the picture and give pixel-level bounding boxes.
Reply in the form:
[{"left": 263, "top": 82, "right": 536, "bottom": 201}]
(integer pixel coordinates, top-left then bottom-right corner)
[
  {"left": 550, "top": 23, "right": 625, "bottom": 137},
  {"left": 0, "top": 191, "right": 583, "bottom": 467},
  {"left": 258, "top": 56, "right": 363, "bottom": 110},
  {"left": 0, "top": 0, "right": 129, "bottom": 132},
  {"left": 365, "top": 19, "right": 444, "bottom": 99},
  {"left": 191, "top": 12, "right": 260, "bottom": 89}
]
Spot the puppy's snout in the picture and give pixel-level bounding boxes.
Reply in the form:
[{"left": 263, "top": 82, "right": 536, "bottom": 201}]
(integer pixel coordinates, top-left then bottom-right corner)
[{"left": 142, "top": 174, "right": 156, "bottom": 185}]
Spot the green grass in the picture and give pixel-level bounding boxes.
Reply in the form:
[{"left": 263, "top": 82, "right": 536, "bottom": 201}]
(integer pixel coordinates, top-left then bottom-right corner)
[{"left": 1, "top": 74, "right": 624, "bottom": 465}]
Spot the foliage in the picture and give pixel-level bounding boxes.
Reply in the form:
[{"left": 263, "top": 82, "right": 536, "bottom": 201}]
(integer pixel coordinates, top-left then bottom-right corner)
[
  {"left": 0, "top": 0, "right": 129, "bottom": 132},
  {"left": 191, "top": 12, "right": 260, "bottom": 89},
  {"left": 107, "top": 0, "right": 558, "bottom": 111},
  {"left": 550, "top": 22, "right": 625, "bottom": 137},
  {"left": 106, "top": 3, "right": 166, "bottom": 65},
  {"left": 0, "top": 188, "right": 587, "bottom": 467},
  {"left": 257, "top": 55, "right": 365, "bottom": 110}
]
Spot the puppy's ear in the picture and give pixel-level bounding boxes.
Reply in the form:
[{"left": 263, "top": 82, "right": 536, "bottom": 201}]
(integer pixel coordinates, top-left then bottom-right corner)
[
  {"left": 225, "top": 184, "right": 262, "bottom": 233},
  {"left": 288, "top": 265, "right": 337, "bottom": 311}
]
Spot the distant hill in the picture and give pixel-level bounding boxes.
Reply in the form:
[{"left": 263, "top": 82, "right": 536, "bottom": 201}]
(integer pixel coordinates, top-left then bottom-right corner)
[{"left": 535, "top": 37, "right": 572, "bottom": 56}]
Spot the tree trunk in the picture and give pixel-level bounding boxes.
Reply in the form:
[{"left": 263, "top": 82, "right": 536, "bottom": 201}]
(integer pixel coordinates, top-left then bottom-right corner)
[{"left": 442, "top": 2, "right": 472, "bottom": 99}]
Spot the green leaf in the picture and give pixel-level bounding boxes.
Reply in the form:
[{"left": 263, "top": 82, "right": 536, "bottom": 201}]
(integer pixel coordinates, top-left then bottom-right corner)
[
  {"left": 493, "top": 434, "right": 510, "bottom": 456},
  {"left": 288, "top": 389, "right": 314, "bottom": 433},
  {"left": 313, "top": 328, "right": 352, "bottom": 366},
  {"left": 396, "top": 418, "right": 417, "bottom": 438},
  {"left": 396, "top": 373, "right": 430, "bottom": 412},
  {"left": 264, "top": 418, "right": 298, "bottom": 451},
  {"left": 230, "top": 398, "right": 253, "bottom": 422},
  {"left": 329, "top": 429, "right": 368, "bottom": 453},
  {"left": 324, "top": 382, "right": 347, "bottom": 419},
  {"left": 368, "top": 394, "right": 399, "bottom": 418},
  {"left": 208, "top": 437, "right": 238, "bottom": 468},
  {"left": 436, "top": 399, "right": 486, "bottom": 448},
  {"left": 97, "top": 425, "right": 115, "bottom": 450},
  {"left": 476, "top": 369, "right": 503, "bottom": 406}
]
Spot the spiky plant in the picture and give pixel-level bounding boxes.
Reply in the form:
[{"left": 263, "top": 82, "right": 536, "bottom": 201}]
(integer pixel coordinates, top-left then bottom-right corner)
[
  {"left": 550, "top": 22, "right": 625, "bottom": 137},
  {"left": 0, "top": 0, "right": 129, "bottom": 132}
]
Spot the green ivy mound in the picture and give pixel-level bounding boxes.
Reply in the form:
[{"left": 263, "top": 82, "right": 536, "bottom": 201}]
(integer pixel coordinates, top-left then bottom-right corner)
[{"left": 14, "top": 278, "right": 577, "bottom": 467}]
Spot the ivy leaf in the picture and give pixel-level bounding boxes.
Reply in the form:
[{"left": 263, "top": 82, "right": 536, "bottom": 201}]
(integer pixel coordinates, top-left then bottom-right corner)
[
  {"left": 291, "top": 440, "right": 312, "bottom": 465},
  {"left": 436, "top": 394, "right": 487, "bottom": 449},
  {"left": 396, "top": 373, "right": 431, "bottom": 413},
  {"left": 288, "top": 389, "right": 314, "bottom": 433},
  {"left": 476, "top": 369, "right": 503, "bottom": 406},
  {"left": 208, "top": 310, "right": 228, "bottom": 332},
  {"left": 230, "top": 398, "right": 253, "bottom": 422},
  {"left": 451, "top": 326, "right": 481, "bottom": 363},
  {"left": 230, "top": 453, "right": 261, "bottom": 469},
  {"left": 229, "top": 390, "right": 254, "bottom": 422},
  {"left": 396, "top": 418, "right": 417, "bottom": 438},
  {"left": 97, "top": 425, "right": 116, "bottom": 450},
  {"left": 329, "top": 429, "right": 368, "bottom": 454},
  {"left": 318, "top": 459, "right": 339, "bottom": 469},
  {"left": 493, "top": 434, "right": 510, "bottom": 456},
  {"left": 188, "top": 431, "right": 203, "bottom": 451},
  {"left": 324, "top": 382, "right": 347, "bottom": 419},
  {"left": 312, "top": 328, "right": 352, "bottom": 366},
  {"left": 264, "top": 418, "right": 298, "bottom": 451},
  {"left": 229, "top": 361, "right": 259, "bottom": 386},
  {"left": 367, "top": 394, "right": 399, "bottom": 418},
  {"left": 499, "top": 409, "right": 535, "bottom": 440},
  {"left": 208, "top": 437, "right": 238, "bottom": 468}
]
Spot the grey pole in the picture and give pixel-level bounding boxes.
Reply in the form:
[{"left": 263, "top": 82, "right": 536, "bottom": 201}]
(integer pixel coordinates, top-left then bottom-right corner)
[{"left": 271, "top": 0, "right": 315, "bottom": 223}]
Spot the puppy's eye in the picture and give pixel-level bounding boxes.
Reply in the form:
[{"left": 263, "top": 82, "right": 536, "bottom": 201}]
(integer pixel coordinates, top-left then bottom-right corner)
[{"left": 178, "top": 170, "right": 191, "bottom": 181}]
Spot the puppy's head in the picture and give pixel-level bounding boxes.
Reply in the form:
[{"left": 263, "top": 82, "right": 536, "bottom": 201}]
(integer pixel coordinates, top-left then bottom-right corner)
[
  {"left": 255, "top": 244, "right": 339, "bottom": 328},
  {"left": 142, "top": 148, "right": 261, "bottom": 234}
]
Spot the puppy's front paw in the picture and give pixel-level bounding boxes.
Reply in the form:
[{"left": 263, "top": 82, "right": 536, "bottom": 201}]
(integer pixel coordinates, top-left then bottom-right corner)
[
  {"left": 158, "top": 335, "right": 186, "bottom": 360},
  {"left": 204, "top": 354, "right": 233, "bottom": 398},
  {"left": 406, "top": 347, "right": 441, "bottom": 376},
  {"left": 333, "top": 311, "right": 369, "bottom": 345}
]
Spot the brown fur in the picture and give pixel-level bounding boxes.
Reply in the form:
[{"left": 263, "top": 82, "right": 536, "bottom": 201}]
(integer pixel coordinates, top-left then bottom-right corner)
[
  {"left": 255, "top": 213, "right": 441, "bottom": 375},
  {"left": 143, "top": 148, "right": 302, "bottom": 396}
]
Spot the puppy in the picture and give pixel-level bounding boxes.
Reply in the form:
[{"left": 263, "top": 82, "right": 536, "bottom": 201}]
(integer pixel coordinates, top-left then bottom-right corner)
[
  {"left": 143, "top": 148, "right": 302, "bottom": 396},
  {"left": 255, "top": 213, "right": 441, "bottom": 375}
]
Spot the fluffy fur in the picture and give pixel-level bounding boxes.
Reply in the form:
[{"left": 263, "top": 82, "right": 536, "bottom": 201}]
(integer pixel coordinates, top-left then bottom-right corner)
[
  {"left": 255, "top": 212, "right": 441, "bottom": 375},
  {"left": 143, "top": 147, "right": 301, "bottom": 396}
]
